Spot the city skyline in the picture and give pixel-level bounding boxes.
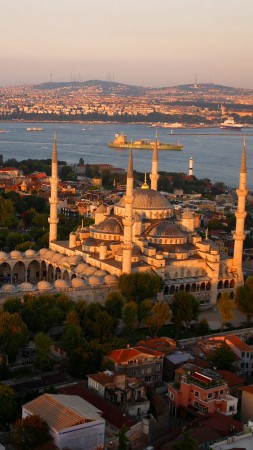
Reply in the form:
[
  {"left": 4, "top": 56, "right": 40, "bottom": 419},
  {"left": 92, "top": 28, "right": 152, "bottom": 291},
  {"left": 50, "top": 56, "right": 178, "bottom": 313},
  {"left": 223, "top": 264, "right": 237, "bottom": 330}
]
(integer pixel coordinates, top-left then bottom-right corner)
[{"left": 1, "top": 0, "right": 253, "bottom": 88}]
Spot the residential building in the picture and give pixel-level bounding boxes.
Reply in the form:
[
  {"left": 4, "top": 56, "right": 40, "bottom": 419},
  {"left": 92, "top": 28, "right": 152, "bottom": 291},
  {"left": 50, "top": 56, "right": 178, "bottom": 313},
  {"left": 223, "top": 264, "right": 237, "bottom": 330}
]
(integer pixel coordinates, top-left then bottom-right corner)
[
  {"left": 88, "top": 371, "right": 150, "bottom": 417},
  {"left": 107, "top": 346, "right": 164, "bottom": 384},
  {"left": 167, "top": 364, "right": 238, "bottom": 417}
]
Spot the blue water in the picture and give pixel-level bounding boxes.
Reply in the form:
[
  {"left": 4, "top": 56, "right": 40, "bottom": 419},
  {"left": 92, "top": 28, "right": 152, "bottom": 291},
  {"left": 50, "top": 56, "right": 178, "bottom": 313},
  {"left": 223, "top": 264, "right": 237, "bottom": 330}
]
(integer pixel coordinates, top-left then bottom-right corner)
[{"left": 0, "top": 122, "right": 252, "bottom": 190}]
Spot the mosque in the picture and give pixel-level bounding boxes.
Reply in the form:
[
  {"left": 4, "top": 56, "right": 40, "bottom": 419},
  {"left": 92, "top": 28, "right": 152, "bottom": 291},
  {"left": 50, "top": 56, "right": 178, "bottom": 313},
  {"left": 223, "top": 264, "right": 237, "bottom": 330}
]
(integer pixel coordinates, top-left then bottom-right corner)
[{"left": 0, "top": 136, "right": 247, "bottom": 307}]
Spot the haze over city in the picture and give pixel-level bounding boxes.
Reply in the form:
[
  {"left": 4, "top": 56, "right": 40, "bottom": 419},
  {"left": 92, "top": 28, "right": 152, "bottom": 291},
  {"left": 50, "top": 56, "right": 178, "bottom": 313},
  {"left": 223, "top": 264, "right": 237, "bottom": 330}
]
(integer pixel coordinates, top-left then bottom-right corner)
[{"left": 1, "top": 0, "right": 253, "bottom": 88}]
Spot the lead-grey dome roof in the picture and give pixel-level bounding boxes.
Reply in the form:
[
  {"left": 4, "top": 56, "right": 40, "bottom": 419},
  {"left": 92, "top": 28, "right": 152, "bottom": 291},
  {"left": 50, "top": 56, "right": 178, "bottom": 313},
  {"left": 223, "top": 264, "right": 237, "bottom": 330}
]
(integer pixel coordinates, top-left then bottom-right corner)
[
  {"left": 147, "top": 222, "right": 187, "bottom": 238},
  {"left": 118, "top": 188, "right": 170, "bottom": 210},
  {"left": 94, "top": 217, "right": 123, "bottom": 234}
]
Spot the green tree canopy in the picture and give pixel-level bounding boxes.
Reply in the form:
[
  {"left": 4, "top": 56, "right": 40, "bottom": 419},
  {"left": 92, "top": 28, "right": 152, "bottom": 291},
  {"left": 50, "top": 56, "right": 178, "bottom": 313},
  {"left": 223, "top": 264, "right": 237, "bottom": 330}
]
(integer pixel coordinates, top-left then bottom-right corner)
[
  {"left": 105, "top": 291, "right": 125, "bottom": 320},
  {"left": 145, "top": 300, "right": 171, "bottom": 336},
  {"left": 11, "top": 414, "right": 53, "bottom": 450},
  {"left": 210, "top": 341, "right": 237, "bottom": 371},
  {"left": 34, "top": 332, "right": 53, "bottom": 371},
  {"left": 123, "top": 301, "right": 137, "bottom": 334},
  {"left": 235, "top": 277, "right": 253, "bottom": 322},
  {"left": 21, "top": 293, "right": 74, "bottom": 332},
  {"left": 0, "top": 384, "right": 17, "bottom": 427},
  {"left": 0, "top": 195, "right": 18, "bottom": 228},
  {"left": 62, "top": 323, "right": 83, "bottom": 354},
  {"left": 3, "top": 296, "right": 23, "bottom": 314},
  {"left": 0, "top": 311, "right": 28, "bottom": 361},
  {"left": 118, "top": 272, "right": 164, "bottom": 303},
  {"left": 171, "top": 292, "right": 200, "bottom": 335}
]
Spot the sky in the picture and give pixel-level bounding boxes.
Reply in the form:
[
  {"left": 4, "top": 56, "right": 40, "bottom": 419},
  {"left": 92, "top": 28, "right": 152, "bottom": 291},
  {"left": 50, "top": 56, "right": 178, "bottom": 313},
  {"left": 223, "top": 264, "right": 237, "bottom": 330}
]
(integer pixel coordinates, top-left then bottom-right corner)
[{"left": 1, "top": 0, "right": 253, "bottom": 88}]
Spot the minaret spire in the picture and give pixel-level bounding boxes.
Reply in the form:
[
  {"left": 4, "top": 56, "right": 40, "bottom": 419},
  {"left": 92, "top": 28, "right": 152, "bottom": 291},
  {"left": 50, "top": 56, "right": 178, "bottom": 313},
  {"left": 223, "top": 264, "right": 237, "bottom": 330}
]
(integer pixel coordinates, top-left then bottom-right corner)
[
  {"left": 122, "top": 149, "right": 134, "bottom": 274},
  {"left": 48, "top": 133, "right": 59, "bottom": 245},
  {"left": 233, "top": 140, "right": 247, "bottom": 283},
  {"left": 150, "top": 131, "right": 159, "bottom": 190}
]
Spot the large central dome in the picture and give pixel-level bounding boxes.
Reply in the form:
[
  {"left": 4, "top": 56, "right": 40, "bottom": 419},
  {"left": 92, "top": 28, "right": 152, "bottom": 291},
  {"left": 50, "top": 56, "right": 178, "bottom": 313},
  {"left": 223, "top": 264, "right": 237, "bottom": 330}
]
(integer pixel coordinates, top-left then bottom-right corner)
[{"left": 118, "top": 188, "right": 170, "bottom": 210}]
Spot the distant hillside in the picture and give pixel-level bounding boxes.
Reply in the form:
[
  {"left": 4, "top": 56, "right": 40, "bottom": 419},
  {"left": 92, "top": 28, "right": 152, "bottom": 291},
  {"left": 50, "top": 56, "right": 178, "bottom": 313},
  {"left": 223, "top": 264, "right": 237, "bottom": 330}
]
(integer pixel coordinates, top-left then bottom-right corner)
[
  {"left": 33, "top": 80, "right": 148, "bottom": 97},
  {"left": 33, "top": 80, "right": 253, "bottom": 97}
]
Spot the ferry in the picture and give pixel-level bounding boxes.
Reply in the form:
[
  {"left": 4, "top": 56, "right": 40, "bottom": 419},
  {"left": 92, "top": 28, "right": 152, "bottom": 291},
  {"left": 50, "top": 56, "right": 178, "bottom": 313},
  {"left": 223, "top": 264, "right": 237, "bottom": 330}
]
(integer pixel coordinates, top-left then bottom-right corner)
[
  {"left": 220, "top": 117, "right": 243, "bottom": 131},
  {"left": 108, "top": 133, "right": 183, "bottom": 151},
  {"left": 26, "top": 127, "right": 44, "bottom": 132}
]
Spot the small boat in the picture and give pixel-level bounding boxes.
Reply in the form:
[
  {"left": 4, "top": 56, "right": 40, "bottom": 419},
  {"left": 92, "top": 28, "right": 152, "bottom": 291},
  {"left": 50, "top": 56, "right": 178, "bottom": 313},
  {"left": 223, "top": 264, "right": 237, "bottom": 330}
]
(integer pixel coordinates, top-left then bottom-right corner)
[
  {"left": 0, "top": 130, "right": 8, "bottom": 133},
  {"left": 220, "top": 117, "right": 243, "bottom": 131},
  {"left": 108, "top": 133, "right": 183, "bottom": 151},
  {"left": 26, "top": 127, "right": 44, "bottom": 132}
]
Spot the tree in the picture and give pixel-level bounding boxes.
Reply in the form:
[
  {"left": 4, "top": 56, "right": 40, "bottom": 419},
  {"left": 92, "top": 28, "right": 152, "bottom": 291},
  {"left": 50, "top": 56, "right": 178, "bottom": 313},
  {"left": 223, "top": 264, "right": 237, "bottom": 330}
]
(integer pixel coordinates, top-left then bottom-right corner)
[
  {"left": 93, "top": 310, "right": 114, "bottom": 340},
  {"left": 34, "top": 332, "right": 53, "bottom": 371},
  {"left": 60, "top": 165, "right": 77, "bottom": 181},
  {"left": 145, "top": 301, "right": 171, "bottom": 336},
  {"left": 0, "top": 195, "right": 18, "bottom": 227},
  {"left": 117, "top": 425, "right": 129, "bottom": 450},
  {"left": 235, "top": 277, "right": 253, "bottom": 322},
  {"left": 11, "top": 414, "right": 53, "bottom": 450},
  {"left": 0, "top": 384, "right": 17, "bottom": 428},
  {"left": 105, "top": 291, "right": 125, "bottom": 320},
  {"left": 3, "top": 296, "right": 23, "bottom": 314},
  {"left": 172, "top": 430, "right": 197, "bottom": 450},
  {"left": 171, "top": 292, "right": 200, "bottom": 337},
  {"left": 0, "top": 311, "right": 28, "bottom": 361},
  {"left": 210, "top": 341, "right": 237, "bottom": 371},
  {"left": 62, "top": 323, "right": 83, "bottom": 354},
  {"left": 138, "top": 299, "right": 152, "bottom": 323},
  {"left": 123, "top": 301, "right": 137, "bottom": 334},
  {"left": 118, "top": 272, "right": 164, "bottom": 304},
  {"left": 218, "top": 292, "right": 233, "bottom": 329}
]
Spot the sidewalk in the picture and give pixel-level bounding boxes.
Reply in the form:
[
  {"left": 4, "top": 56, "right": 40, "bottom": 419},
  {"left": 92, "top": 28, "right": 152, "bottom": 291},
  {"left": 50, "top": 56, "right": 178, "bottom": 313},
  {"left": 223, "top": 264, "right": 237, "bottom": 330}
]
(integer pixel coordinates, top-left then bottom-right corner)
[{"left": 199, "top": 305, "right": 246, "bottom": 331}]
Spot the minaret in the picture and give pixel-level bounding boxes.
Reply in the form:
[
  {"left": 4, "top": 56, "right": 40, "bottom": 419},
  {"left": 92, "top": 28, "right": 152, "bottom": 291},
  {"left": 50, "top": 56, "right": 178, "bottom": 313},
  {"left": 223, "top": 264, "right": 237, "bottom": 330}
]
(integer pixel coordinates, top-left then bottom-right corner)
[
  {"left": 233, "top": 139, "right": 247, "bottom": 283},
  {"left": 189, "top": 157, "right": 194, "bottom": 176},
  {"left": 150, "top": 132, "right": 159, "bottom": 190},
  {"left": 122, "top": 149, "right": 134, "bottom": 274},
  {"left": 48, "top": 134, "right": 59, "bottom": 245}
]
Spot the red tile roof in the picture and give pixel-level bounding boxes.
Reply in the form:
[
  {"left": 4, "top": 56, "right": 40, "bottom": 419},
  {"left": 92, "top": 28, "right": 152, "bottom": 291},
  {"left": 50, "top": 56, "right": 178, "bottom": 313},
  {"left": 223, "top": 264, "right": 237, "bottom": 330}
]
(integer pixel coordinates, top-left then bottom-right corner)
[
  {"left": 217, "top": 370, "right": 245, "bottom": 387},
  {"left": 225, "top": 334, "right": 252, "bottom": 352},
  {"left": 108, "top": 346, "right": 164, "bottom": 364}
]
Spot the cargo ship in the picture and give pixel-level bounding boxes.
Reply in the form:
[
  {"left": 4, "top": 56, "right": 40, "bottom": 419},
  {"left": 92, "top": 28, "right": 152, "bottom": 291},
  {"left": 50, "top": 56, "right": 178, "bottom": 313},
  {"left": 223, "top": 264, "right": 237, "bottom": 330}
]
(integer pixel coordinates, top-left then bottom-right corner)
[{"left": 108, "top": 133, "right": 183, "bottom": 150}]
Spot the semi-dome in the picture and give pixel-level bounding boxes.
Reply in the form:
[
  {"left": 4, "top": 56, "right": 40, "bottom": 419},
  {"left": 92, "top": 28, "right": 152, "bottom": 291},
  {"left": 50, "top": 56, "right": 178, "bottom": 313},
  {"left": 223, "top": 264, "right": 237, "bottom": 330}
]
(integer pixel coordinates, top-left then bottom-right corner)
[
  {"left": 25, "top": 249, "right": 37, "bottom": 257},
  {"left": 88, "top": 276, "right": 102, "bottom": 286},
  {"left": 119, "top": 188, "right": 170, "bottom": 210},
  {"left": 104, "top": 274, "right": 118, "bottom": 285},
  {"left": 0, "top": 251, "right": 8, "bottom": 260},
  {"left": 10, "top": 250, "right": 22, "bottom": 259},
  {"left": 148, "top": 222, "right": 186, "bottom": 238},
  {"left": 1, "top": 284, "right": 17, "bottom": 293},
  {"left": 75, "top": 263, "right": 89, "bottom": 273},
  {"left": 37, "top": 280, "right": 52, "bottom": 291},
  {"left": 54, "top": 279, "right": 69, "bottom": 289},
  {"left": 72, "top": 278, "right": 86, "bottom": 288},
  {"left": 94, "top": 217, "right": 123, "bottom": 235},
  {"left": 20, "top": 282, "right": 35, "bottom": 292}
]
